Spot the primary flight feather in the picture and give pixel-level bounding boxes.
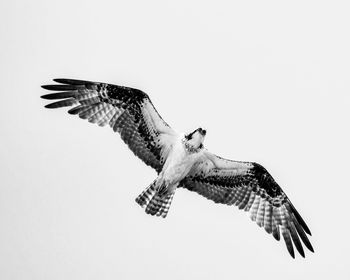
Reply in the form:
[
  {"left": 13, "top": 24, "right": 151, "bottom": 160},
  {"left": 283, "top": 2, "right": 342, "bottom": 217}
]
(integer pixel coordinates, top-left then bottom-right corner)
[{"left": 41, "top": 78, "right": 314, "bottom": 258}]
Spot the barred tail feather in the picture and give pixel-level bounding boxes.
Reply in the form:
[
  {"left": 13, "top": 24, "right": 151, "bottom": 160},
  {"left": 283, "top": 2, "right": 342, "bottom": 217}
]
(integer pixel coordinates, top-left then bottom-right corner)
[
  {"left": 136, "top": 181, "right": 175, "bottom": 218},
  {"left": 135, "top": 181, "right": 157, "bottom": 208},
  {"left": 145, "top": 192, "right": 175, "bottom": 218}
]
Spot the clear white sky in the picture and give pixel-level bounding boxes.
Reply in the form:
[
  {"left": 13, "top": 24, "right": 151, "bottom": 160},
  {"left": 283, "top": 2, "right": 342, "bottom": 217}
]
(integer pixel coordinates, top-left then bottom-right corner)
[{"left": 1, "top": 0, "right": 349, "bottom": 279}]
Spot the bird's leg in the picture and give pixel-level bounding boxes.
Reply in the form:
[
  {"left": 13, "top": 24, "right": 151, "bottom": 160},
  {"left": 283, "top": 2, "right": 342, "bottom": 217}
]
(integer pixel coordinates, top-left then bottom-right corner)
[
  {"left": 155, "top": 172, "right": 168, "bottom": 196},
  {"left": 157, "top": 181, "right": 169, "bottom": 197},
  {"left": 158, "top": 182, "right": 179, "bottom": 198}
]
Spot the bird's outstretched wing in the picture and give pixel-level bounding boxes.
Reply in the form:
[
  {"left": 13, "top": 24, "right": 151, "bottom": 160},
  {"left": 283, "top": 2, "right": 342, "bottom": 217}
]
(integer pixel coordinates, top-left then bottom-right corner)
[
  {"left": 180, "top": 151, "right": 314, "bottom": 258},
  {"left": 41, "top": 78, "right": 178, "bottom": 173}
]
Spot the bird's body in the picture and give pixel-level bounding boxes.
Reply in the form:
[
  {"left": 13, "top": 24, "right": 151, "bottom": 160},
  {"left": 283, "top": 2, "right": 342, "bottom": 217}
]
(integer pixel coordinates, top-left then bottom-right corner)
[
  {"left": 159, "top": 133, "right": 204, "bottom": 191},
  {"left": 41, "top": 78, "right": 314, "bottom": 258}
]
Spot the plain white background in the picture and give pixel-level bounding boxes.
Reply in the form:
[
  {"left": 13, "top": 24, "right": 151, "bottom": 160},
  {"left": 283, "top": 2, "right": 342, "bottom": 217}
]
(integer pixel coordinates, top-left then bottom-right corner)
[{"left": 1, "top": 0, "right": 349, "bottom": 279}]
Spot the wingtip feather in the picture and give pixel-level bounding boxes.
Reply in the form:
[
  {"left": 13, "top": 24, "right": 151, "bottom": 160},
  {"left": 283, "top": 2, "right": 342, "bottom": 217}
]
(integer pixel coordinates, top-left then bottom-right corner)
[
  {"left": 44, "top": 103, "right": 58, "bottom": 109},
  {"left": 309, "top": 245, "right": 315, "bottom": 253},
  {"left": 288, "top": 202, "right": 312, "bottom": 236},
  {"left": 41, "top": 85, "right": 54, "bottom": 90},
  {"left": 44, "top": 99, "right": 78, "bottom": 109},
  {"left": 41, "top": 92, "right": 76, "bottom": 100},
  {"left": 41, "top": 84, "right": 78, "bottom": 91},
  {"left": 53, "top": 78, "right": 95, "bottom": 85}
]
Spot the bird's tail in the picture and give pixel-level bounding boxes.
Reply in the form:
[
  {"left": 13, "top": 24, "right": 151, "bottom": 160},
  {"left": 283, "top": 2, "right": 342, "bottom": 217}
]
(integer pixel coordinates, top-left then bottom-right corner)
[{"left": 135, "top": 181, "right": 175, "bottom": 218}]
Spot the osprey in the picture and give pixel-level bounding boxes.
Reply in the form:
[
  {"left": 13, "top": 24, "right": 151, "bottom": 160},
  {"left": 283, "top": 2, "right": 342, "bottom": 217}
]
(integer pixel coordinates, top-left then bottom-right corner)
[{"left": 41, "top": 78, "right": 314, "bottom": 258}]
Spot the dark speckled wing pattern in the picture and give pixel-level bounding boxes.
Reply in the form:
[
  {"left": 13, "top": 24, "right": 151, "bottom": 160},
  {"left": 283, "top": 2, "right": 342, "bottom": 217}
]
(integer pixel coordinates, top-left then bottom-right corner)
[
  {"left": 180, "top": 151, "right": 314, "bottom": 258},
  {"left": 41, "top": 78, "right": 177, "bottom": 173}
]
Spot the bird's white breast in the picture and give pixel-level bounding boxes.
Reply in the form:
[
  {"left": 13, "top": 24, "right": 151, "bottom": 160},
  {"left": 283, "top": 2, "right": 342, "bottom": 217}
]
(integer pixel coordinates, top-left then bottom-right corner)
[{"left": 160, "top": 137, "right": 202, "bottom": 185}]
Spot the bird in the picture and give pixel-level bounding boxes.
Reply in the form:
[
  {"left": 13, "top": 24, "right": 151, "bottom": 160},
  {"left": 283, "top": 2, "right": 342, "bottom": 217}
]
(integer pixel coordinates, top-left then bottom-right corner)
[{"left": 41, "top": 78, "right": 314, "bottom": 258}]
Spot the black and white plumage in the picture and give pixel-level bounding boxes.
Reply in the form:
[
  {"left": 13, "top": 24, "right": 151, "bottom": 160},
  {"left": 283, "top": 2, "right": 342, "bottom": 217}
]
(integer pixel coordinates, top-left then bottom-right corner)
[{"left": 41, "top": 78, "right": 314, "bottom": 258}]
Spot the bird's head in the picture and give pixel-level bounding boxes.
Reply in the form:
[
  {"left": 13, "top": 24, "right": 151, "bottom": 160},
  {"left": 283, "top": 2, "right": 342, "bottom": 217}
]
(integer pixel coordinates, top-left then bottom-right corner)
[{"left": 184, "top": 127, "right": 206, "bottom": 150}]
